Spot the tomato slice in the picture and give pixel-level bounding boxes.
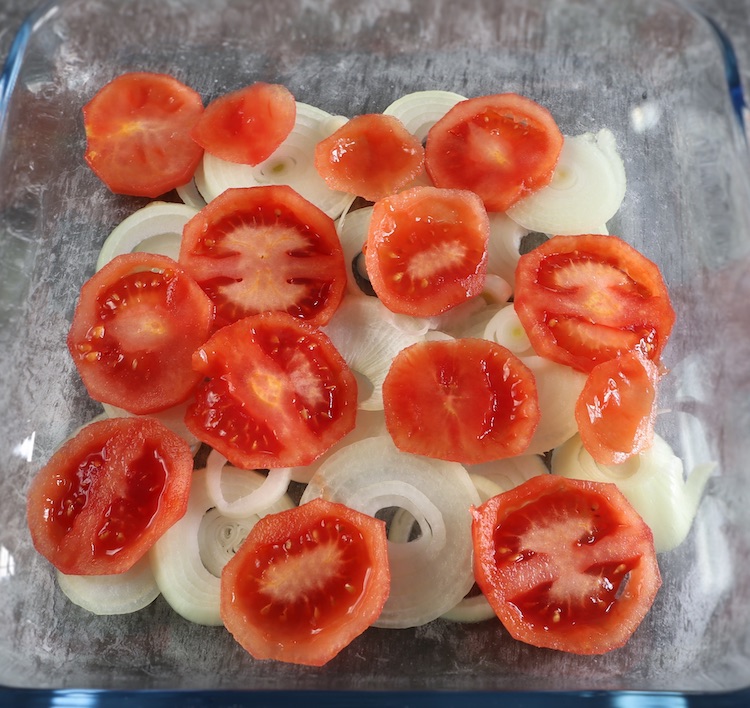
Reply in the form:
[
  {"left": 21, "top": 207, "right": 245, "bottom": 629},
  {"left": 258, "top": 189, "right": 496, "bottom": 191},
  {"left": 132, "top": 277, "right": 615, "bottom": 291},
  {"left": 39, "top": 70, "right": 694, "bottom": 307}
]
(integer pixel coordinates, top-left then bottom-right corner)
[
  {"left": 83, "top": 72, "right": 205, "bottom": 198},
  {"left": 364, "top": 186, "right": 489, "bottom": 317},
  {"left": 26, "top": 417, "right": 193, "bottom": 576},
  {"left": 314, "top": 113, "right": 425, "bottom": 201},
  {"left": 513, "top": 234, "right": 676, "bottom": 373},
  {"left": 191, "top": 82, "right": 296, "bottom": 165},
  {"left": 575, "top": 349, "right": 660, "bottom": 465},
  {"left": 382, "top": 339, "right": 539, "bottom": 463},
  {"left": 185, "top": 312, "right": 358, "bottom": 469},
  {"left": 220, "top": 497, "right": 389, "bottom": 666},
  {"left": 67, "top": 253, "right": 215, "bottom": 415},
  {"left": 424, "top": 93, "right": 563, "bottom": 212},
  {"left": 179, "top": 186, "right": 347, "bottom": 328},
  {"left": 472, "top": 475, "right": 661, "bottom": 655}
]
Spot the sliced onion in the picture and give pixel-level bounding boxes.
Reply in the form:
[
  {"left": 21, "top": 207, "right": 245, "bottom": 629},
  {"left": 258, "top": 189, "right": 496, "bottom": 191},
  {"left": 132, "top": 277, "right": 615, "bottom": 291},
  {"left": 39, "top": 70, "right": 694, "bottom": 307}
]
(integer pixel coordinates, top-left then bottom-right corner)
[
  {"left": 95, "top": 201, "right": 199, "bottom": 270},
  {"left": 300, "top": 436, "right": 479, "bottom": 628},
  {"left": 205, "top": 449, "right": 291, "bottom": 520},
  {"left": 482, "top": 274, "right": 513, "bottom": 305},
  {"left": 383, "top": 90, "right": 467, "bottom": 142},
  {"left": 337, "top": 206, "right": 373, "bottom": 296},
  {"left": 196, "top": 102, "right": 353, "bottom": 218},
  {"left": 551, "top": 433, "right": 714, "bottom": 553},
  {"left": 481, "top": 304, "right": 534, "bottom": 355},
  {"left": 176, "top": 178, "right": 207, "bottom": 210},
  {"left": 149, "top": 466, "right": 294, "bottom": 626},
  {"left": 505, "top": 129, "right": 627, "bottom": 235},
  {"left": 486, "top": 212, "right": 529, "bottom": 287},
  {"left": 56, "top": 556, "right": 159, "bottom": 615},
  {"left": 466, "top": 454, "right": 549, "bottom": 492}
]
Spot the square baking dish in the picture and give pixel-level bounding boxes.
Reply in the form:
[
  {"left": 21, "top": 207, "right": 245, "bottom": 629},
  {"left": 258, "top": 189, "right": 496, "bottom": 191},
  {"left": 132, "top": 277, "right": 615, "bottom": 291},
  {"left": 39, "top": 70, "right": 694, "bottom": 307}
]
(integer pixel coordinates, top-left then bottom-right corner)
[{"left": 2, "top": 0, "right": 750, "bottom": 704}]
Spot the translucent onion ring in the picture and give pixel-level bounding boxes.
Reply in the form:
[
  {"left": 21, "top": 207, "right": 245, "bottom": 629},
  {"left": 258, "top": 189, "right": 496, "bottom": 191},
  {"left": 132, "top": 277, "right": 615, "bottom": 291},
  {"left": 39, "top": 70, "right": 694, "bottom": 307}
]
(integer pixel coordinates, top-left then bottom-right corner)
[
  {"left": 176, "top": 178, "right": 207, "bottom": 210},
  {"left": 486, "top": 212, "right": 529, "bottom": 288},
  {"left": 383, "top": 90, "right": 467, "bottom": 143}
]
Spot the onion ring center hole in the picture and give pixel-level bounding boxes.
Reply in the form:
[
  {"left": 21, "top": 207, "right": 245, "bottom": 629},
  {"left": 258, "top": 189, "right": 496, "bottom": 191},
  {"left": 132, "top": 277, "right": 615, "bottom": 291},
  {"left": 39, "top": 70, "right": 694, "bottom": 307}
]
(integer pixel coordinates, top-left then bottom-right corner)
[
  {"left": 519, "top": 232, "right": 549, "bottom": 255},
  {"left": 198, "top": 507, "right": 253, "bottom": 578},
  {"left": 376, "top": 506, "right": 423, "bottom": 543}
]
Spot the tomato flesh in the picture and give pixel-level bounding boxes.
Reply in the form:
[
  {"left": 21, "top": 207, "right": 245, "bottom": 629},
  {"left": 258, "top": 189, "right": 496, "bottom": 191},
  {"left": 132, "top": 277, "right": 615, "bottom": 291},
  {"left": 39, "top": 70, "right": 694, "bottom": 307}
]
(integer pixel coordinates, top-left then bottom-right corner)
[
  {"left": 185, "top": 312, "right": 358, "bottom": 469},
  {"left": 221, "top": 497, "right": 389, "bottom": 666},
  {"left": 179, "top": 186, "right": 347, "bottom": 328},
  {"left": 382, "top": 338, "right": 539, "bottom": 463},
  {"left": 472, "top": 475, "right": 661, "bottom": 655},
  {"left": 83, "top": 72, "right": 205, "bottom": 198},
  {"left": 425, "top": 93, "right": 563, "bottom": 212},
  {"left": 26, "top": 417, "right": 193, "bottom": 575},
  {"left": 67, "top": 253, "right": 215, "bottom": 415},
  {"left": 514, "top": 234, "right": 676, "bottom": 373},
  {"left": 365, "top": 186, "right": 489, "bottom": 317}
]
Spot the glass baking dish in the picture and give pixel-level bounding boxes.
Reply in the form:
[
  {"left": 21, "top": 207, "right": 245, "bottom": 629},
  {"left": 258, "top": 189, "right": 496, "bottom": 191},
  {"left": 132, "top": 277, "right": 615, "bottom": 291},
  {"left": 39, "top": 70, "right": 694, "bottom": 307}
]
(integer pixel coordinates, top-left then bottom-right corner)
[{"left": 2, "top": 0, "right": 750, "bottom": 705}]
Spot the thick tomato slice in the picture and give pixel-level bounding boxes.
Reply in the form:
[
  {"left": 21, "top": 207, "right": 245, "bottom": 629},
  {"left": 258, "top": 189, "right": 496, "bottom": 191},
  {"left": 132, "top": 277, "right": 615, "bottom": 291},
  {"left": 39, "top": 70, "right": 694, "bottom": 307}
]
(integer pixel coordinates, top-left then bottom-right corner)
[
  {"left": 221, "top": 497, "right": 389, "bottom": 666},
  {"left": 382, "top": 339, "right": 539, "bottom": 463},
  {"left": 424, "top": 93, "right": 563, "bottom": 212},
  {"left": 513, "top": 234, "right": 676, "bottom": 373},
  {"left": 576, "top": 349, "right": 660, "bottom": 465},
  {"left": 364, "top": 186, "right": 489, "bottom": 317},
  {"left": 67, "top": 253, "right": 215, "bottom": 415},
  {"left": 83, "top": 72, "right": 205, "bottom": 198},
  {"left": 185, "top": 312, "right": 358, "bottom": 469},
  {"left": 26, "top": 417, "right": 193, "bottom": 576},
  {"left": 191, "top": 82, "right": 296, "bottom": 165},
  {"left": 472, "top": 475, "right": 661, "bottom": 655},
  {"left": 314, "top": 113, "right": 425, "bottom": 201},
  {"left": 179, "top": 186, "right": 347, "bottom": 328}
]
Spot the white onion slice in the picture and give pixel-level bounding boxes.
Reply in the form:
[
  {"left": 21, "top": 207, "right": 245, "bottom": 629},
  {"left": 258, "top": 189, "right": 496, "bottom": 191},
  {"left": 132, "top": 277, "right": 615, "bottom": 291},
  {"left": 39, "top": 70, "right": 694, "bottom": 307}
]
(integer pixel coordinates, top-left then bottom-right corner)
[
  {"left": 95, "top": 201, "right": 198, "bottom": 270},
  {"left": 466, "top": 454, "right": 549, "bottom": 492},
  {"left": 337, "top": 206, "right": 373, "bottom": 296},
  {"left": 481, "top": 304, "right": 534, "bottom": 355},
  {"left": 383, "top": 90, "right": 467, "bottom": 142},
  {"left": 56, "top": 556, "right": 159, "bottom": 615},
  {"left": 176, "top": 178, "right": 207, "bottom": 210},
  {"left": 482, "top": 274, "right": 513, "bottom": 305},
  {"left": 300, "top": 436, "right": 479, "bottom": 628},
  {"left": 196, "top": 102, "right": 353, "bottom": 218},
  {"left": 551, "top": 434, "right": 714, "bottom": 553},
  {"left": 506, "top": 129, "right": 627, "bottom": 235},
  {"left": 322, "top": 296, "right": 426, "bottom": 410},
  {"left": 205, "top": 449, "right": 291, "bottom": 520},
  {"left": 486, "top": 212, "right": 529, "bottom": 287},
  {"left": 149, "top": 466, "right": 294, "bottom": 625}
]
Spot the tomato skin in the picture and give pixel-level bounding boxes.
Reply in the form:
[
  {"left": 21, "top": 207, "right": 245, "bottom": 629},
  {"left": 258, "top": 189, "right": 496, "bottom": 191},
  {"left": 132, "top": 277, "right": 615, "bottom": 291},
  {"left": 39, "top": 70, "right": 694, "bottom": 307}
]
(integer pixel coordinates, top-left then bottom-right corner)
[
  {"left": 472, "top": 475, "right": 661, "bottom": 655},
  {"left": 365, "top": 186, "right": 489, "bottom": 317},
  {"left": 576, "top": 349, "right": 660, "bottom": 465},
  {"left": 514, "top": 234, "right": 676, "bottom": 373},
  {"left": 382, "top": 339, "right": 540, "bottom": 463},
  {"left": 26, "top": 417, "right": 193, "bottom": 576},
  {"left": 314, "top": 113, "right": 425, "bottom": 201},
  {"left": 83, "top": 72, "right": 205, "bottom": 198},
  {"left": 185, "top": 312, "right": 358, "bottom": 469},
  {"left": 221, "top": 497, "right": 389, "bottom": 666},
  {"left": 179, "top": 186, "right": 347, "bottom": 329},
  {"left": 191, "top": 82, "right": 296, "bottom": 165},
  {"left": 67, "top": 253, "right": 215, "bottom": 415},
  {"left": 425, "top": 93, "right": 563, "bottom": 212}
]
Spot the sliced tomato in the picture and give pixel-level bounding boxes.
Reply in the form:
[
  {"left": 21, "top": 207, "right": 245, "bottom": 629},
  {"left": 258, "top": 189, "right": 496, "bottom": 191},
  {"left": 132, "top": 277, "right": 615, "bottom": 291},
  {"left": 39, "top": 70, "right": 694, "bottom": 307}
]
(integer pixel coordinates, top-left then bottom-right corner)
[
  {"left": 83, "top": 72, "right": 204, "bottom": 198},
  {"left": 575, "top": 349, "right": 660, "bottom": 465},
  {"left": 314, "top": 113, "right": 425, "bottom": 201},
  {"left": 191, "top": 82, "right": 296, "bottom": 165},
  {"left": 26, "top": 417, "right": 193, "bottom": 576},
  {"left": 424, "top": 93, "right": 563, "bottom": 212},
  {"left": 185, "top": 312, "right": 358, "bottom": 469},
  {"left": 472, "top": 475, "right": 661, "bottom": 655},
  {"left": 513, "top": 234, "right": 676, "bottom": 373},
  {"left": 179, "top": 186, "right": 347, "bottom": 328},
  {"left": 221, "top": 497, "right": 389, "bottom": 666},
  {"left": 67, "top": 253, "right": 215, "bottom": 415},
  {"left": 382, "top": 339, "right": 539, "bottom": 463},
  {"left": 364, "top": 186, "right": 489, "bottom": 317}
]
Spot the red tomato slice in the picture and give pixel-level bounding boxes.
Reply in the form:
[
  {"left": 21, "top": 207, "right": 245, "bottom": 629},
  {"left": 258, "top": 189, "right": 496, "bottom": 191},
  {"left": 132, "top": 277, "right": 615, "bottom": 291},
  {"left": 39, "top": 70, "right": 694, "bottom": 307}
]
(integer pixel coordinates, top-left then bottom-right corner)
[
  {"left": 576, "top": 349, "right": 660, "bottom": 465},
  {"left": 179, "top": 186, "right": 347, "bottom": 328},
  {"left": 314, "top": 113, "right": 425, "bottom": 201},
  {"left": 513, "top": 234, "right": 676, "bottom": 373},
  {"left": 67, "top": 253, "right": 215, "bottom": 415},
  {"left": 26, "top": 417, "right": 193, "bottom": 576},
  {"left": 382, "top": 339, "right": 540, "bottom": 463},
  {"left": 83, "top": 72, "right": 205, "bottom": 198},
  {"left": 221, "top": 497, "right": 389, "bottom": 666},
  {"left": 424, "top": 93, "right": 563, "bottom": 212},
  {"left": 364, "top": 186, "right": 489, "bottom": 317},
  {"left": 185, "top": 312, "right": 358, "bottom": 469},
  {"left": 191, "top": 82, "right": 296, "bottom": 165},
  {"left": 472, "top": 475, "right": 661, "bottom": 655}
]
